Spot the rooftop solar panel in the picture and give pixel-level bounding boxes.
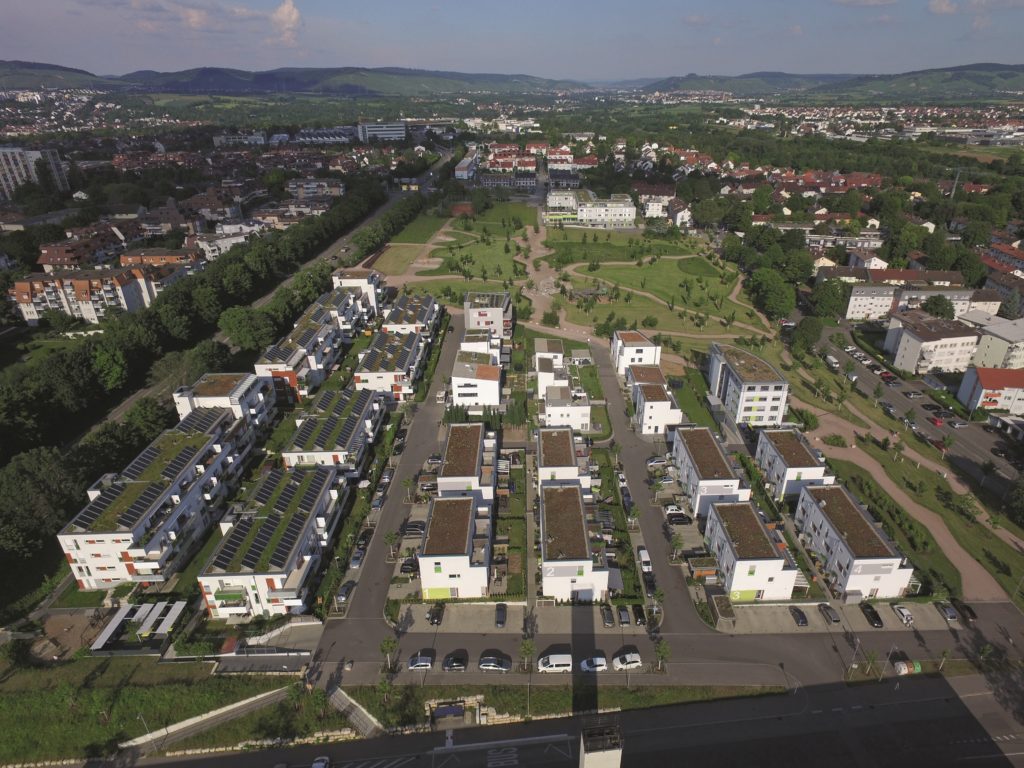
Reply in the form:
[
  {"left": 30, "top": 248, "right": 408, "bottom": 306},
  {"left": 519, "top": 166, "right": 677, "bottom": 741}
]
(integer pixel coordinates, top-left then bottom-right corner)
[
  {"left": 116, "top": 482, "right": 164, "bottom": 529},
  {"left": 263, "top": 345, "right": 290, "bottom": 363},
  {"left": 274, "top": 483, "right": 297, "bottom": 515},
  {"left": 176, "top": 408, "right": 223, "bottom": 435},
  {"left": 269, "top": 514, "right": 307, "bottom": 569},
  {"left": 161, "top": 445, "right": 200, "bottom": 481},
  {"left": 336, "top": 418, "right": 357, "bottom": 449},
  {"left": 212, "top": 516, "right": 254, "bottom": 570},
  {"left": 122, "top": 445, "right": 160, "bottom": 481},
  {"left": 314, "top": 416, "right": 339, "bottom": 450},
  {"left": 295, "top": 327, "right": 317, "bottom": 348},
  {"left": 293, "top": 420, "right": 317, "bottom": 449},
  {"left": 74, "top": 484, "right": 124, "bottom": 528},
  {"left": 240, "top": 514, "right": 280, "bottom": 570}
]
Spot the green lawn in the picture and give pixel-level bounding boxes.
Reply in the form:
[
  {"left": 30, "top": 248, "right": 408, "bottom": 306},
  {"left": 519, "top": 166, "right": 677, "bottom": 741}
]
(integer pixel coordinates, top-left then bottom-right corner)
[
  {"left": 418, "top": 235, "right": 518, "bottom": 280},
  {"left": 372, "top": 244, "right": 422, "bottom": 276},
  {"left": 52, "top": 582, "right": 106, "bottom": 609},
  {"left": 565, "top": 281, "right": 700, "bottom": 331},
  {"left": 476, "top": 201, "right": 537, "bottom": 227},
  {"left": 589, "top": 404, "right": 612, "bottom": 440},
  {"left": 407, "top": 280, "right": 507, "bottom": 307},
  {"left": 0, "top": 656, "right": 283, "bottom": 762},
  {"left": 523, "top": 326, "right": 590, "bottom": 355},
  {"left": 575, "top": 364, "right": 603, "bottom": 399},
  {"left": 390, "top": 214, "right": 449, "bottom": 244},
  {"left": 670, "top": 368, "right": 718, "bottom": 430}
]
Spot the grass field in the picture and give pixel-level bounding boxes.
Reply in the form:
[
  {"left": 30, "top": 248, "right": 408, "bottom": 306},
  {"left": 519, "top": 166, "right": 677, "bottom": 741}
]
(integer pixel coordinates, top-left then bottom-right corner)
[
  {"left": 390, "top": 214, "right": 448, "bottom": 244},
  {"left": 0, "top": 657, "right": 282, "bottom": 762},
  {"left": 543, "top": 232, "right": 700, "bottom": 267},
  {"left": 52, "top": 582, "right": 106, "bottom": 609},
  {"left": 373, "top": 244, "right": 423, "bottom": 275},
  {"left": 418, "top": 234, "right": 518, "bottom": 279},
  {"left": 575, "top": 364, "right": 603, "bottom": 399},
  {"left": 407, "top": 279, "right": 506, "bottom": 306},
  {"left": 670, "top": 368, "right": 718, "bottom": 430},
  {"left": 475, "top": 201, "right": 537, "bottom": 228}
]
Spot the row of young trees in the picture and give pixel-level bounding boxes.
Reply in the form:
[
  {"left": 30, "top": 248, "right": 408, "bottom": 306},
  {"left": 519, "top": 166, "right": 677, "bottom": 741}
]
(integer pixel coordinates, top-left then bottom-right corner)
[{"left": 0, "top": 177, "right": 389, "bottom": 466}]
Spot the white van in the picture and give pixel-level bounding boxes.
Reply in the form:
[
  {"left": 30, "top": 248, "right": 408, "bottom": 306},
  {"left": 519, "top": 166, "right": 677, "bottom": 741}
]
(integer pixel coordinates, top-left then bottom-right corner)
[
  {"left": 537, "top": 653, "right": 573, "bottom": 673},
  {"left": 637, "top": 546, "right": 653, "bottom": 574}
]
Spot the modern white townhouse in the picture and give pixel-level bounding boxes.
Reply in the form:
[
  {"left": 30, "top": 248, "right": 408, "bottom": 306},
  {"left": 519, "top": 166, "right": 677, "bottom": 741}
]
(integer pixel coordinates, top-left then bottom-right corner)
[
  {"left": 633, "top": 383, "right": 683, "bottom": 436},
  {"left": 957, "top": 367, "right": 1024, "bottom": 416},
  {"left": 795, "top": 485, "right": 914, "bottom": 600},
  {"left": 281, "top": 387, "right": 386, "bottom": 474},
  {"left": 418, "top": 496, "right": 492, "bottom": 601},
  {"left": 198, "top": 465, "right": 343, "bottom": 618},
  {"left": 450, "top": 350, "right": 502, "bottom": 408},
  {"left": 704, "top": 501, "right": 797, "bottom": 602},
  {"left": 959, "top": 313, "right": 1024, "bottom": 369},
  {"left": 883, "top": 310, "right": 980, "bottom": 375},
  {"left": 670, "top": 426, "right": 750, "bottom": 518},
  {"left": 382, "top": 293, "right": 440, "bottom": 338},
  {"left": 537, "top": 427, "right": 593, "bottom": 494},
  {"left": 312, "top": 287, "right": 375, "bottom": 342},
  {"left": 534, "top": 338, "right": 565, "bottom": 370},
  {"left": 611, "top": 330, "right": 660, "bottom": 376},
  {"left": 754, "top": 429, "right": 835, "bottom": 501},
  {"left": 539, "top": 386, "right": 591, "bottom": 433},
  {"left": 60, "top": 408, "right": 246, "bottom": 590},
  {"left": 353, "top": 331, "right": 427, "bottom": 402},
  {"left": 464, "top": 292, "right": 514, "bottom": 340},
  {"left": 332, "top": 268, "right": 384, "bottom": 316},
  {"left": 460, "top": 329, "right": 502, "bottom": 359},
  {"left": 539, "top": 484, "right": 609, "bottom": 602},
  {"left": 173, "top": 372, "right": 277, "bottom": 434},
  {"left": 254, "top": 305, "right": 345, "bottom": 403},
  {"left": 625, "top": 365, "right": 668, "bottom": 400},
  {"left": 536, "top": 355, "right": 570, "bottom": 396},
  {"left": 436, "top": 423, "right": 497, "bottom": 506},
  {"left": 708, "top": 343, "right": 790, "bottom": 427}
]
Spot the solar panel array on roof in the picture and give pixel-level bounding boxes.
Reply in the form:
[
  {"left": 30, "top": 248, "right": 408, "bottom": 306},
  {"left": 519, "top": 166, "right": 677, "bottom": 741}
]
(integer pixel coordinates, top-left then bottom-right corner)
[
  {"left": 335, "top": 417, "right": 357, "bottom": 450},
  {"left": 263, "top": 345, "right": 291, "bottom": 363},
  {"left": 253, "top": 468, "right": 284, "bottom": 506},
  {"left": 299, "top": 467, "right": 332, "bottom": 512},
  {"left": 295, "top": 327, "right": 317, "bottom": 348},
  {"left": 161, "top": 445, "right": 200, "bottom": 481},
  {"left": 74, "top": 484, "right": 123, "bottom": 528},
  {"left": 176, "top": 408, "right": 223, "bottom": 435},
  {"left": 212, "top": 516, "right": 254, "bottom": 570},
  {"left": 314, "top": 416, "right": 339, "bottom": 450},
  {"left": 274, "top": 482, "right": 298, "bottom": 515},
  {"left": 122, "top": 445, "right": 160, "bottom": 481},
  {"left": 331, "top": 389, "right": 354, "bottom": 418},
  {"left": 240, "top": 514, "right": 280, "bottom": 570},
  {"left": 316, "top": 390, "right": 340, "bottom": 415},
  {"left": 117, "top": 482, "right": 164, "bottom": 528},
  {"left": 269, "top": 513, "right": 306, "bottom": 569},
  {"left": 293, "top": 419, "right": 317, "bottom": 449}
]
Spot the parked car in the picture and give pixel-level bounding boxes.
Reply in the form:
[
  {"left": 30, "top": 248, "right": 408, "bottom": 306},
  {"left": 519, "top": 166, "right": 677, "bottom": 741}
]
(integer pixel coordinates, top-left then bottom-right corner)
[
  {"left": 427, "top": 603, "right": 445, "bottom": 626},
  {"left": 408, "top": 652, "right": 433, "bottom": 671},
  {"left": 886, "top": 379, "right": 902, "bottom": 388},
  {"left": 992, "top": 447, "right": 1009, "bottom": 459},
  {"left": 395, "top": 428, "right": 408, "bottom": 442},
  {"left": 844, "top": 345, "right": 857, "bottom": 353},
  {"left": 633, "top": 604, "right": 647, "bottom": 626},
  {"left": 443, "top": 650, "right": 468, "bottom": 672},
  {"left": 664, "top": 504, "right": 683, "bottom": 515},
  {"left": 818, "top": 603, "right": 841, "bottom": 624},
  {"left": 666, "top": 512, "right": 692, "bottom": 525},
  {"left": 401, "top": 520, "right": 426, "bottom": 536},
  {"left": 336, "top": 580, "right": 356, "bottom": 604},
  {"left": 642, "top": 572, "right": 657, "bottom": 598},
  {"left": 601, "top": 604, "right": 615, "bottom": 628},
  {"left": 612, "top": 651, "right": 642, "bottom": 671},
  {"left": 356, "top": 529, "right": 373, "bottom": 549},
  {"left": 349, "top": 548, "right": 364, "bottom": 569},
  {"left": 927, "top": 416, "right": 944, "bottom": 427},
  {"left": 379, "top": 470, "right": 393, "bottom": 486},
  {"left": 860, "top": 602, "right": 884, "bottom": 628},
  {"left": 935, "top": 601, "right": 959, "bottom": 623},
  {"left": 637, "top": 546, "right": 653, "bottom": 573},
  {"left": 921, "top": 403, "right": 941, "bottom": 412},
  {"left": 400, "top": 559, "right": 419, "bottom": 575},
  {"left": 950, "top": 598, "right": 977, "bottom": 624},
  {"left": 617, "top": 605, "right": 631, "bottom": 626},
  {"left": 478, "top": 654, "right": 512, "bottom": 673},
  {"left": 580, "top": 656, "right": 608, "bottom": 673},
  {"left": 789, "top": 606, "right": 808, "bottom": 627},
  {"left": 617, "top": 472, "right": 627, "bottom": 486},
  {"left": 646, "top": 456, "right": 668, "bottom": 469},
  {"left": 370, "top": 492, "right": 386, "bottom": 511},
  {"left": 892, "top": 604, "right": 914, "bottom": 626},
  {"left": 905, "top": 391, "right": 924, "bottom": 399},
  {"left": 427, "top": 454, "right": 443, "bottom": 466},
  {"left": 621, "top": 489, "right": 633, "bottom": 511},
  {"left": 495, "top": 603, "right": 507, "bottom": 629},
  {"left": 312, "top": 757, "right": 331, "bottom": 768},
  {"left": 937, "top": 410, "right": 956, "bottom": 420},
  {"left": 950, "top": 421, "right": 969, "bottom": 429},
  {"left": 392, "top": 442, "right": 404, "bottom": 456}
]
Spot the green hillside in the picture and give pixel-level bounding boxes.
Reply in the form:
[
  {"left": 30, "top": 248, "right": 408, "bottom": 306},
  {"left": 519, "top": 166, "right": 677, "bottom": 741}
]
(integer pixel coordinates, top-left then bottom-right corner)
[
  {"left": 0, "top": 60, "right": 122, "bottom": 89},
  {"left": 644, "top": 71, "right": 856, "bottom": 96},
  {"left": 808, "top": 63, "right": 1024, "bottom": 101}
]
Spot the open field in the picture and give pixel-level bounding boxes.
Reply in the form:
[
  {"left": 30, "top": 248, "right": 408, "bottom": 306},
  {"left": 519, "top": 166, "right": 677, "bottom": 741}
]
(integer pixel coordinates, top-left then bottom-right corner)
[
  {"left": 544, "top": 234, "right": 702, "bottom": 267},
  {"left": 407, "top": 279, "right": 507, "bottom": 306},
  {"left": 373, "top": 244, "right": 423, "bottom": 276},
  {"left": 916, "top": 144, "right": 1024, "bottom": 164},
  {"left": 670, "top": 368, "right": 718, "bottom": 430},
  {"left": 390, "top": 214, "right": 449, "bottom": 244},
  {"left": 474, "top": 201, "right": 537, "bottom": 228},
  {"left": 418, "top": 235, "right": 518, "bottom": 279}
]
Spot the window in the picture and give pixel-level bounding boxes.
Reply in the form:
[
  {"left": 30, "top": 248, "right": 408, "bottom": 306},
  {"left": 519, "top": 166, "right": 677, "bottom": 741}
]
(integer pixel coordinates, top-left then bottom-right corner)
[
  {"left": 747, "top": 565, "right": 756, "bottom": 576},
  {"left": 434, "top": 562, "right": 442, "bottom": 574}
]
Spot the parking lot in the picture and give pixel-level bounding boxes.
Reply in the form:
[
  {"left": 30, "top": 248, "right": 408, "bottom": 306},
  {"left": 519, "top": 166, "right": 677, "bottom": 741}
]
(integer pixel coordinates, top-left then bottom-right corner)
[{"left": 731, "top": 599, "right": 959, "bottom": 635}]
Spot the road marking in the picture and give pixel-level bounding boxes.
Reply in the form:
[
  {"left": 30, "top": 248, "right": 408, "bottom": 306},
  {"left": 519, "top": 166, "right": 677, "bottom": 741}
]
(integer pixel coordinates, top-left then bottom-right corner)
[
  {"left": 851, "top": 705, "right": 863, "bottom": 710},
  {"left": 811, "top": 709, "right": 823, "bottom": 714},
  {"left": 831, "top": 707, "right": 843, "bottom": 712}
]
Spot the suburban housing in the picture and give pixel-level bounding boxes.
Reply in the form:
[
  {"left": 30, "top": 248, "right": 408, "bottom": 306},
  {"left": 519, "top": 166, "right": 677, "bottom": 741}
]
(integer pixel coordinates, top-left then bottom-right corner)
[
  {"left": 704, "top": 501, "right": 797, "bottom": 602},
  {"left": 707, "top": 343, "right": 790, "bottom": 427},
  {"left": 754, "top": 429, "right": 835, "bottom": 501}
]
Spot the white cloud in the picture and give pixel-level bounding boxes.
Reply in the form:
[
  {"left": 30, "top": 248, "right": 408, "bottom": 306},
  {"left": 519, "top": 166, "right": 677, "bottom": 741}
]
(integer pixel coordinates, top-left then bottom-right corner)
[
  {"left": 269, "top": 0, "right": 302, "bottom": 45},
  {"left": 928, "top": 0, "right": 958, "bottom": 12}
]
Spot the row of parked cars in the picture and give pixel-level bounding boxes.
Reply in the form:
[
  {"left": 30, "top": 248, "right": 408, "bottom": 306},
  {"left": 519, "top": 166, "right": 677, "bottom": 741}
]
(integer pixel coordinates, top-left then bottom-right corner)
[
  {"left": 788, "top": 598, "right": 977, "bottom": 629},
  {"left": 407, "top": 648, "right": 644, "bottom": 673}
]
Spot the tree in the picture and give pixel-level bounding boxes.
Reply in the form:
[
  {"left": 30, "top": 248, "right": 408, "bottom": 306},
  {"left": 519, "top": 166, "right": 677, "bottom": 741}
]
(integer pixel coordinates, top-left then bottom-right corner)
[
  {"left": 791, "top": 317, "right": 823, "bottom": 354},
  {"left": 0, "top": 447, "right": 84, "bottom": 558},
  {"left": 380, "top": 636, "right": 398, "bottom": 671},
  {"left": 384, "top": 530, "right": 399, "bottom": 559},
  {"left": 541, "top": 309, "right": 559, "bottom": 327},
  {"left": 748, "top": 268, "right": 795, "bottom": 320},
  {"left": 941, "top": 434, "right": 955, "bottom": 455},
  {"left": 519, "top": 638, "right": 535, "bottom": 671},
  {"left": 809, "top": 279, "right": 850, "bottom": 318},
  {"left": 218, "top": 306, "right": 275, "bottom": 352},
  {"left": 655, "top": 638, "right": 671, "bottom": 671},
  {"left": 402, "top": 477, "right": 414, "bottom": 501},
  {"left": 921, "top": 294, "right": 955, "bottom": 320},
  {"left": 670, "top": 532, "right": 684, "bottom": 561}
]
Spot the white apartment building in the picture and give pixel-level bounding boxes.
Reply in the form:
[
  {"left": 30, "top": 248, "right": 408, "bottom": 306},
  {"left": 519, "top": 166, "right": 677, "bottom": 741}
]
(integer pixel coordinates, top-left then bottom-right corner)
[
  {"left": 754, "top": 429, "right": 835, "bottom": 501},
  {"left": 382, "top": 293, "right": 440, "bottom": 338},
  {"left": 539, "top": 485, "right": 609, "bottom": 602},
  {"left": 254, "top": 306, "right": 345, "bottom": 402},
  {"left": 708, "top": 343, "right": 789, "bottom": 427},
  {"left": 356, "top": 122, "right": 408, "bottom": 142},
  {"left": 625, "top": 365, "right": 668, "bottom": 400},
  {"left": 352, "top": 331, "right": 427, "bottom": 402},
  {"left": 671, "top": 427, "right": 750, "bottom": 518},
  {"left": 883, "top": 311, "right": 980, "bottom": 375},
  {"left": 611, "top": 330, "right": 660, "bottom": 376},
  {"left": 464, "top": 292, "right": 514, "bottom": 339},
  {"left": 198, "top": 466, "right": 342, "bottom": 618},
  {"left": 957, "top": 367, "right": 1024, "bottom": 415},
  {"left": 536, "top": 355, "right": 570, "bottom": 397},
  {"left": 281, "top": 387, "right": 386, "bottom": 474},
  {"left": 59, "top": 408, "right": 246, "bottom": 590},
  {"left": 704, "top": 502, "right": 796, "bottom": 602},
  {"left": 173, "top": 372, "right": 276, "bottom": 433},
  {"left": 634, "top": 383, "right": 683, "bottom": 436},
  {"left": 539, "top": 386, "right": 591, "bottom": 432},
  {"left": 460, "top": 329, "right": 502, "bottom": 358},
  {"left": 418, "top": 497, "right": 492, "bottom": 601},
  {"left": 537, "top": 427, "right": 592, "bottom": 494},
  {"left": 960, "top": 314, "right": 1024, "bottom": 369},
  {"left": 534, "top": 338, "right": 565, "bottom": 370},
  {"left": 543, "top": 189, "right": 636, "bottom": 229},
  {"left": 332, "top": 268, "right": 384, "bottom": 316},
  {"left": 436, "top": 423, "right": 497, "bottom": 506},
  {"left": 450, "top": 350, "right": 502, "bottom": 408},
  {"left": 286, "top": 178, "right": 345, "bottom": 199},
  {"left": 795, "top": 486, "right": 914, "bottom": 600},
  {"left": 313, "top": 287, "right": 375, "bottom": 343},
  {"left": 0, "top": 147, "right": 69, "bottom": 200}
]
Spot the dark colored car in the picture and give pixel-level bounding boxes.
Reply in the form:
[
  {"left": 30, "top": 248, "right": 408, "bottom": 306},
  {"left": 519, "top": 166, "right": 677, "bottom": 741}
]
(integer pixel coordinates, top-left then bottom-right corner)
[
  {"left": 617, "top": 605, "right": 631, "bottom": 626},
  {"left": 921, "top": 403, "right": 941, "bottom": 412},
  {"left": 601, "top": 604, "right": 615, "bottom": 628},
  {"left": 789, "top": 606, "right": 808, "bottom": 627},
  {"left": 336, "top": 580, "right": 356, "bottom": 604},
  {"left": 400, "top": 559, "right": 419, "bottom": 575},
  {"left": 442, "top": 649, "right": 468, "bottom": 672},
  {"left": 950, "top": 598, "right": 977, "bottom": 624},
  {"left": 642, "top": 572, "right": 657, "bottom": 598},
  {"left": 633, "top": 604, "right": 647, "bottom": 626},
  {"left": 495, "top": 603, "right": 507, "bottom": 629},
  {"left": 392, "top": 442, "right": 405, "bottom": 456},
  {"left": 356, "top": 529, "right": 373, "bottom": 549},
  {"left": 427, "top": 603, "right": 445, "bottom": 626},
  {"left": 395, "top": 428, "right": 408, "bottom": 443},
  {"left": 992, "top": 448, "right": 1009, "bottom": 459},
  {"left": 860, "top": 602, "right": 884, "bottom": 628},
  {"left": 818, "top": 603, "right": 841, "bottom": 624}
]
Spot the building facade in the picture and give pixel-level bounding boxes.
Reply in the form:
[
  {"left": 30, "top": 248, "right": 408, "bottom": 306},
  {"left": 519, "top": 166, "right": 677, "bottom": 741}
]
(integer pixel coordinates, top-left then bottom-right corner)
[
  {"left": 754, "top": 429, "right": 835, "bottom": 501},
  {"left": 883, "top": 311, "right": 980, "bottom": 374},
  {"left": 704, "top": 502, "right": 796, "bottom": 602},
  {"left": 418, "top": 497, "right": 491, "bottom": 600},
  {"left": 957, "top": 367, "right": 1024, "bottom": 415},
  {"left": 464, "top": 292, "right": 514, "bottom": 339},
  {"left": 352, "top": 331, "right": 427, "bottom": 402},
  {"left": 707, "top": 343, "right": 789, "bottom": 427},
  {"left": 611, "top": 330, "right": 660, "bottom": 376},
  {"left": 670, "top": 427, "right": 750, "bottom": 518}
]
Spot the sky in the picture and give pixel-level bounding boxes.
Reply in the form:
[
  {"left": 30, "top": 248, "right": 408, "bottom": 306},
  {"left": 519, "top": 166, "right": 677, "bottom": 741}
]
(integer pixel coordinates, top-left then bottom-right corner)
[{"left": 1, "top": 0, "right": 1023, "bottom": 81}]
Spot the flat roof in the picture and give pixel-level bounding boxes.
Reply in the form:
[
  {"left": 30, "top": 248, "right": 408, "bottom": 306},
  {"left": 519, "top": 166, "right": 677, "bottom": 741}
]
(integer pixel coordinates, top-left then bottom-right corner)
[
  {"left": 535, "top": 338, "right": 564, "bottom": 355},
  {"left": 615, "top": 330, "right": 654, "bottom": 347},
  {"left": 539, "top": 428, "right": 575, "bottom": 468},
  {"left": 289, "top": 388, "right": 375, "bottom": 453},
  {"left": 440, "top": 423, "right": 483, "bottom": 478},
  {"left": 541, "top": 485, "right": 589, "bottom": 561},
  {"left": 628, "top": 365, "right": 667, "bottom": 386},
  {"left": 422, "top": 497, "right": 474, "bottom": 556},
  {"left": 763, "top": 430, "right": 819, "bottom": 468},
  {"left": 639, "top": 383, "right": 669, "bottom": 402},
  {"left": 891, "top": 311, "right": 979, "bottom": 343},
  {"left": 333, "top": 267, "right": 378, "bottom": 280},
  {"left": 465, "top": 292, "right": 510, "bottom": 309},
  {"left": 385, "top": 294, "right": 435, "bottom": 327},
  {"left": 713, "top": 502, "right": 779, "bottom": 560},
  {"left": 805, "top": 486, "right": 894, "bottom": 558},
  {"left": 677, "top": 428, "right": 735, "bottom": 480},
  {"left": 189, "top": 372, "right": 253, "bottom": 398},
  {"left": 357, "top": 332, "right": 419, "bottom": 373},
  {"left": 715, "top": 344, "right": 784, "bottom": 383}
]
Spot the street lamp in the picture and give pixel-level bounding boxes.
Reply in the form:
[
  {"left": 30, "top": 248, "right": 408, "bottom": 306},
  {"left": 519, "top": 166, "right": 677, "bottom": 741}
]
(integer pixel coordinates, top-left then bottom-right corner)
[
  {"left": 846, "top": 636, "right": 861, "bottom": 680},
  {"left": 137, "top": 712, "right": 151, "bottom": 735},
  {"left": 879, "top": 643, "right": 898, "bottom": 682}
]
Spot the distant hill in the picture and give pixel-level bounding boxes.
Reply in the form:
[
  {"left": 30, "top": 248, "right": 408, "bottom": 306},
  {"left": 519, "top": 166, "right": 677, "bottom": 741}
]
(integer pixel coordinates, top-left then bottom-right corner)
[
  {"left": 807, "top": 63, "right": 1024, "bottom": 101},
  {"left": 0, "top": 60, "right": 122, "bottom": 89},
  {"left": 643, "top": 71, "right": 856, "bottom": 96},
  {"left": 117, "top": 66, "right": 585, "bottom": 96}
]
